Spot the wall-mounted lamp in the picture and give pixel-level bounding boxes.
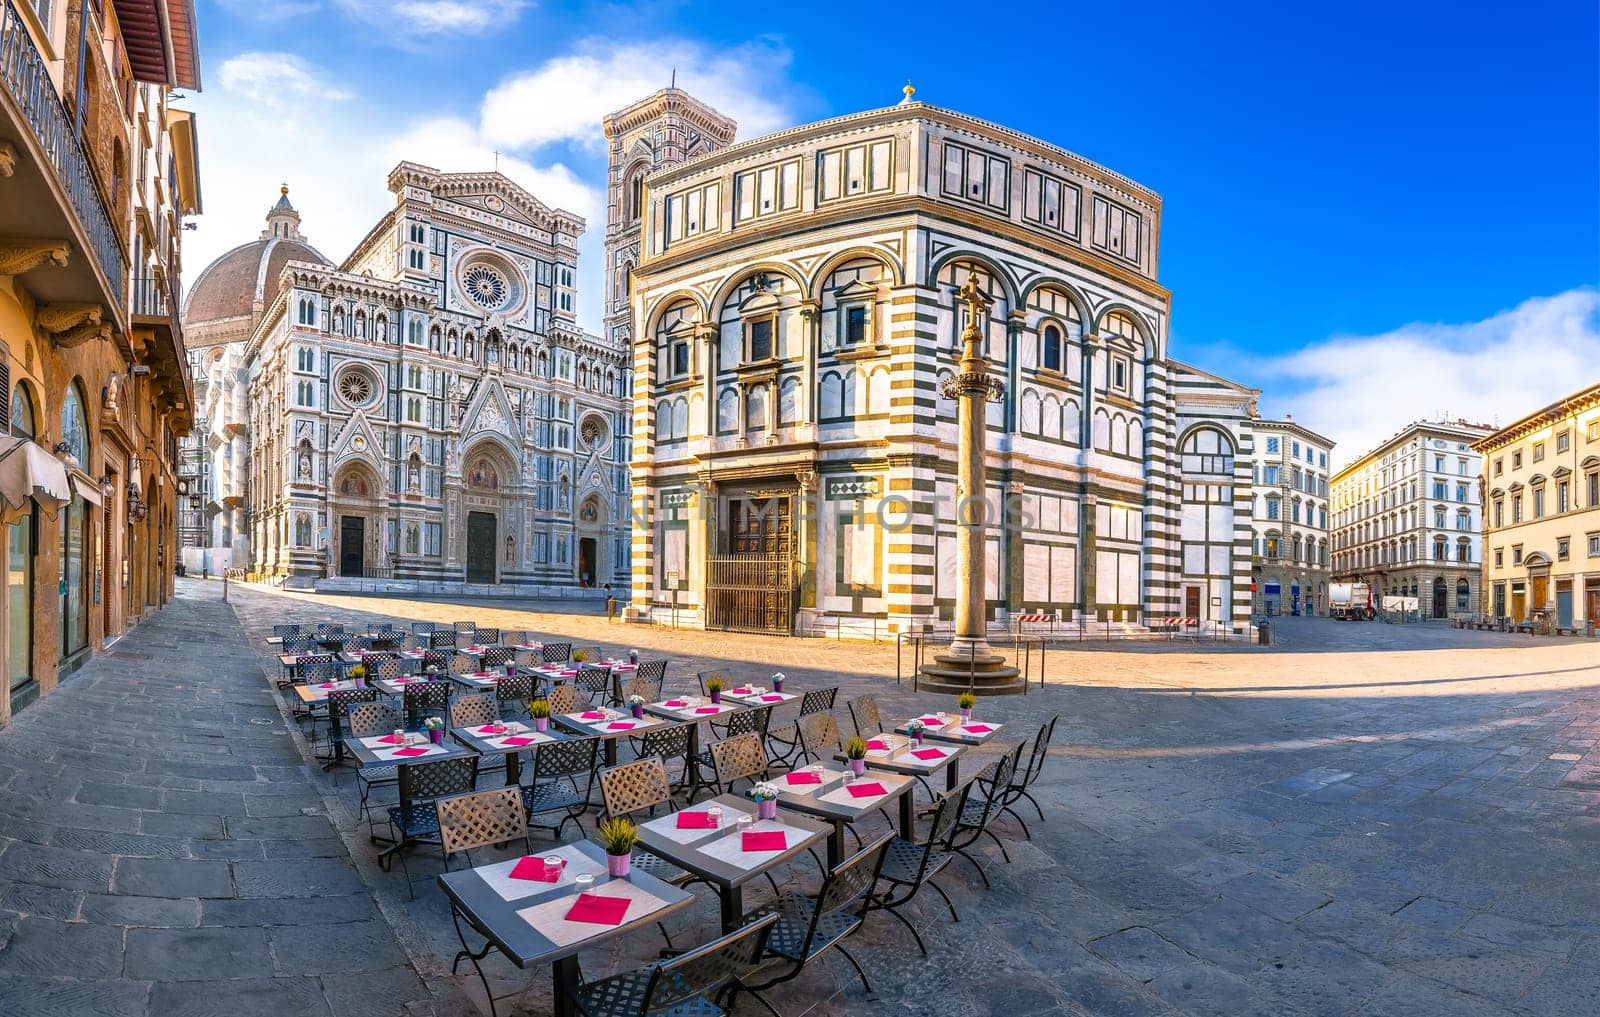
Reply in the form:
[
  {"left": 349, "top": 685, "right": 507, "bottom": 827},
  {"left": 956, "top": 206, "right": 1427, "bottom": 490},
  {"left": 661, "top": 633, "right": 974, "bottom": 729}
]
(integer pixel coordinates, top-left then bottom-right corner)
[
  {"left": 53, "top": 442, "right": 79, "bottom": 470},
  {"left": 99, "top": 475, "right": 115, "bottom": 501}
]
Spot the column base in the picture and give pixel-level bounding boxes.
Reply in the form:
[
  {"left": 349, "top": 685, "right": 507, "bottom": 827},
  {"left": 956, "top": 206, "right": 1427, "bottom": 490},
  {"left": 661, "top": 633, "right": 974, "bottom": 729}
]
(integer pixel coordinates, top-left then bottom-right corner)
[{"left": 917, "top": 644, "right": 1024, "bottom": 696}]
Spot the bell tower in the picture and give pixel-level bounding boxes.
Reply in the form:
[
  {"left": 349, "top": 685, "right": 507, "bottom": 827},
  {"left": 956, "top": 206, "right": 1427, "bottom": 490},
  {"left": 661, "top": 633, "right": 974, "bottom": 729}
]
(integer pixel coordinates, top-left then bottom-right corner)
[{"left": 600, "top": 89, "right": 736, "bottom": 349}]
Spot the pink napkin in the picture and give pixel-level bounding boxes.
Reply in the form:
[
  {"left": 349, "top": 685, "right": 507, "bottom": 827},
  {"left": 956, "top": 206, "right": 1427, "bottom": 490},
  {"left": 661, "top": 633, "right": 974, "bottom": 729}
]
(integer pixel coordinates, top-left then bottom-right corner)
[
  {"left": 742, "top": 831, "right": 787, "bottom": 852},
  {"left": 318, "top": 682, "right": 337, "bottom": 689},
  {"left": 912, "top": 748, "right": 946, "bottom": 760},
  {"left": 394, "top": 677, "right": 418, "bottom": 685},
  {"left": 509, "top": 856, "right": 563, "bottom": 882},
  {"left": 377, "top": 734, "right": 406, "bottom": 745},
  {"left": 866, "top": 739, "right": 888, "bottom": 751},
  {"left": 676, "top": 811, "right": 718, "bottom": 829},
  {"left": 581, "top": 711, "right": 607, "bottom": 720},
  {"left": 664, "top": 700, "right": 687, "bottom": 708},
  {"left": 918, "top": 716, "right": 946, "bottom": 727},
  {"left": 963, "top": 724, "right": 993, "bottom": 734},
  {"left": 479, "top": 725, "right": 508, "bottom": 735},
  {"left": 694, "top": 707, "right": 721, "bottom": 715},
  {"left": 615, "top": 665, "right": 636, "bottom": 672},
  {"left": 730, "top": 687, "right": 755, "bottom": 695},
  {"left": 606, "top": 721, "right": 635, "bottom": 731},
  {"left": 846, "top": 782, "right": 887, "bottom": 799},
  {"left": 784, "top": 771, "right": 821, "bottom": 785},
  {"left": 393, "top": 746, "right": 429, "bottom": 757},
  {"left": 502, "top": 736, "right": 536, "bottom": 747},
  {"left": 761, "top": 694, "right": 786, "bottom": 702},
  {"left": 564, "top": 892, "right": 630, "bottom": 926}
]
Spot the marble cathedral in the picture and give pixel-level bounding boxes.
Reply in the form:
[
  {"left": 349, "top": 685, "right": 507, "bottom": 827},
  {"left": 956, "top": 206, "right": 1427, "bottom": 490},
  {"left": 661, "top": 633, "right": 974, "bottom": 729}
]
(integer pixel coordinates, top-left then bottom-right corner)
[{"left": 183, "top": 168, "right": 631, "bottom": 592}]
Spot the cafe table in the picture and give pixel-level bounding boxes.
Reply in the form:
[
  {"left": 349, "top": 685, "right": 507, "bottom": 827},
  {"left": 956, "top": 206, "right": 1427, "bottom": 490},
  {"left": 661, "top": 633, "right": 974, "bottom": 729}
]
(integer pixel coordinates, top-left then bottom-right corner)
[
  {"left": 838, "top": 733, "right": 968, "bottom": 792},
  {"left": 368, "top": 674, "right": 440, "bottom": 697},
  {"left": 768, "top": 766, "right": 917, "bottom": 867},
  {"left": 893, "top": 711, "right": 1006, "bottom": 746},
  {"left": 720, "top": 685, "right": 799, "bottom": 708},
  {"left": 342, "top": 733, "right": 477, "bottom": 862},
  {"left": 551, "top": 709, "right": 673, "bottom": 767},
  {"left": 633, "top": 792, "right": 829, "bottom": 932},
  {"left": 438, "top": 839, "right": 695, "bottom": 1017},
  {"left": 451, "top": 669, "right": 521, "bottom": 692},
  {"left": 291, "top": 677, "right": 365, "bottom": 706},
  {"left": 451, "top": 721, "right": 566, "bottom": 785}
]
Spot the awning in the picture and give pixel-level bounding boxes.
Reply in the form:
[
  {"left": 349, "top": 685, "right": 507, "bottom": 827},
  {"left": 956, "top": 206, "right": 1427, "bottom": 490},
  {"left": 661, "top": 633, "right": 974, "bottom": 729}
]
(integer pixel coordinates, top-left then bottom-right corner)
[
  {"left": 0, "top": 435, "right": 71, "bottom": 523},
  {"left": 70, "top": 473, "right": 104, "bottom": 507}
]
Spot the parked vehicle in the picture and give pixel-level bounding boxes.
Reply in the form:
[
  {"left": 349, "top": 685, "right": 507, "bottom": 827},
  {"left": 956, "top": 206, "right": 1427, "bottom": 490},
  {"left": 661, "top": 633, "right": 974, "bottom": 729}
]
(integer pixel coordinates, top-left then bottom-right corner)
[{"left": 1329, "top": 582, "right": 1374, "bottom": 620}]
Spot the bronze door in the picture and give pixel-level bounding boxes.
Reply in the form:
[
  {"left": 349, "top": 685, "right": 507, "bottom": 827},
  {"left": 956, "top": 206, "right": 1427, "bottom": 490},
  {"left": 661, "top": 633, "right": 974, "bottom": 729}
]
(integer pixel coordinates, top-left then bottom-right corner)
[
  {"left": 707, "top": 495, "right": 795, "bottom": 634},
  {"left": 466, "top": 512, "right": 496, "bottom": 584},
  {"left": 1184, "top": 587, "right": 1201, "bottom": 620},
  {"left": 339, "top": 516, "right": 364, "bottom": 577}
]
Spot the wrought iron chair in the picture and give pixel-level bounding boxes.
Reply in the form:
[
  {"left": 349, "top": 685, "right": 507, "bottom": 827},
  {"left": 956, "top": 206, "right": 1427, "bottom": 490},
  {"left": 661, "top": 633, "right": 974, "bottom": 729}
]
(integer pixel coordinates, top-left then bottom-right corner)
[
  {"left": 382, "top": 755, "right": 480, "bottom": 898},
  {"left": 635, "top": 659, "right": 668, "bottom": 690},
  {"left": 453, "top": 620, "right": 477, "bottom": 634},
  {"left": 546, "top": 683, "right": 582, "bottom": 717},
  {"left": 999, "top": 714, "right": 1058, "bottom": 839},
  {"left": 618, "top": 675, "right": 661, "bottom": 707},
  {"left": 946, "top": 743, "right": 1022, "bottom": 889},
  {"left": 436, "top": 786, "right": 530, "bottom": 872},
  {"left": 450, "top": 693, "right": 500, "bottom": 730},
  {"left": 864, "top": 782, "right": 971, "bottom": 955},
  {"left": 564, "top": 913, "right": 780, "bottom": 1017},
  {"left": 474, "top": 626, "right": 501, "bottom": 645},
  {"left": 700, "top": 708, "right": 773, "bottom": 794},
  {"left": 494, "top": 674, "right": 535, "bottom": 718},
  {"left": 738, "top": 833, "right": 893, "bottom": 1007},
  {"left": 708, "top": 733, "right": 769, "bottom": 797},
  {"left": 628, "top": 723, "right": 695, "bottom": 790},
  {"left": 513, "top": 648, "right": 541, "bottom": 669},
  {"left": 542, "top": 642, "right": 573, "bottom": 664},
  {"left": 369, "top": 621, "right": 397, "bottom": 635},
  {"left": 273, "top": 624, "right": 305, "bottom": 640},
  {"left": 574, "top": 665, "right": 614, "bottom": 706},
  {"left": 402, "top": 632, "right": 429, "bottom": 652},
  {"left": 411, "top": 621, "right": 437, "bottom": 634},
  {"left": 421, "top": 649, "right": 452, "bottom": 675},
  {"left": 481, "top": 645, "right": 515, "bottom": 670},
  {"left": 764, "top": 687, "right": 839, "bottom": 767},
  {"left": 316, "top": 623, "right": 345, "bottom": 641},
  {"left": 347, "top": 701, "right": 402, "bottom": 824},
  {"left": 450, "top": 653, "right": 479, "bottom": 677},
  {"left": 430, "top": 629, "right": 458, "bottom": 649},
  {"left": 323, "top": 687, "right": 377, "bottom": 764},
  {"left": 598, "top": 756, "right": 718, "bottom": 948},
  {"left": 521, "top": 738, "right": 597, "bottom": 840},
  {"left": 370, "top": 658, "right": 404, "bottom": 684},
  {"left": 846, "top": 695, "right": 884, "bottom": 739},
  {"left": 795, "top": 713, "right": 843, "bottom": 765},
  {"left": 402, "top": 680, "right": 453, "bottom": 731}
]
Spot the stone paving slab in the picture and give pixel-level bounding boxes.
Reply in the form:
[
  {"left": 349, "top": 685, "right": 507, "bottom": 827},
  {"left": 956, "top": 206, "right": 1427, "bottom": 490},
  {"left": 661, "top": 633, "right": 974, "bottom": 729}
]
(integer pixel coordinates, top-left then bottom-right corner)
[{"left": 0, "top": 584, "right": 437, "bottom": 1017}]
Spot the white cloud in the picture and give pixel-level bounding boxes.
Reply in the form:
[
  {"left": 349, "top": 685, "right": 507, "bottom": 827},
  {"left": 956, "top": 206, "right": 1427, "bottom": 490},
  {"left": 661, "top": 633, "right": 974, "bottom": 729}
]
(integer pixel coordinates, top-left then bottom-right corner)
[
  {"left": 381, "top": 117, "right": 600, "bottom": 222},
  {"left": 335, "top": 0, "right": 527, "bottom": 33},
  {"left": 479, "top": 37, "right": 798, "bottom": 152},
  {"left": 216, "top": 52, "right": 353, "bottom": 106},
  {"left": 1250, "top": 289, "right": 1600, "bottom": 465}
]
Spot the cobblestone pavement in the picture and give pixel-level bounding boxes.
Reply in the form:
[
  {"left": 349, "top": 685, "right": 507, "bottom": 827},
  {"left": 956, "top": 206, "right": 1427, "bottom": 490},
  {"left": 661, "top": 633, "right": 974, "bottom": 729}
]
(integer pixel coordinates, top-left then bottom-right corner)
[
  {"left": 11, "top": 577, "right": 1600, "bottom": 1017},
  {"left": 0, "top": 582, "right": 440, "bottom": 1017}
]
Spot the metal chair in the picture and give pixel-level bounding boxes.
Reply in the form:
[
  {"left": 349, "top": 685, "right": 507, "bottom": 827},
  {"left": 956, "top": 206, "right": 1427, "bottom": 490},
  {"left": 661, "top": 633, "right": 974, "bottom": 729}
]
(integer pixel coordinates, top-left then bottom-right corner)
[
  {"left": 765, "top": 687, "right": 839, "bottom": 767},
  {"left": 316, "top": 623, "right": 345, "bottom": 641},
  {"left": 381, "top": 755, "right": 480, "bottom": 898},
  {"left": 421, "top": 649, "right": 452, "bottom": 675},
  {"left": 481, "top": 645, "right": 515, "bottom": 669},
  {"left": 452, "top": 620, "right": 477, "bottom": 634},
  {"left": 273, "top": 624, "right": 305, "bottom": 640},
  {"left": 430, "top": 629, "right": 458, "bottom": 649},
  {"left": 946, "top": 743, "right": 1022, "bottom": 889},
  {"left": 450, "top": 694, "right": 499, "bottom": 730},
  {"left": 436, "top": 786, "right": 530, "bottom": 872},
  {"left": 738, "top": 834, "right": 893, "bottom": 1006},
  {"left": 546, "top": 684, "right": 582, "bottom": 717},
  {"left": 846, "top": 695, "right": 883, "bottom": 738},
  {"left": 629, "top": 723, "right": 694, "bottom": 790},
  {"left": 474, "top": 626, "right": 501, "bottom": 645},
  {"left": 598, "top": 756, "right": 719, "bottom": 948},
  {"left": 999, "top": 715, "right": 1057, "bottom": 839},
  {"left": 450, "top": 653, "right": 479, "bottom": 677},
  {"left": 708, "top": 734, "right": 769, "bottom": 797},
  {"left": 370, "top": 658, "right": 404, "bottom": 683},
  {"left": 521, "top": 738, "right": 597, "bottom": 840},
  {"left": 347, "top": 701, "right": 402, "bottom": 823},
  {"left": 565, "top": 914, "right": 781, "bottom": 1017},
  {"left": 701, "top": 707, "right": 772, "bottom": 791},
  {"left": 411, "top": 621, "right": 437, "bottom": 634},
  {"left": 795, "top": 713, "right": 843, "bottom": 764},
  {"left": 494, "top": 674, "right": 535, "bottom": 718},
  {"left": 865, "top": 783, "right": 971, "bottom": 955},
  {"left": 402, "top": 680, "right": 453, "bottom": 730},
  {"left": 542, "top": 642, "right": 572, "bottom": 664},
  {"left": 574, "top": 665, "right": 613, "bottom": 706},
  {"left": 618, "top": 675, "right": 661, "bottom": 707},
  {"left": 512, "top": 648, "right": 541, "bottom": 669},
  {"left": 635, "top": 659, "right": 668, "bottom": 689}
]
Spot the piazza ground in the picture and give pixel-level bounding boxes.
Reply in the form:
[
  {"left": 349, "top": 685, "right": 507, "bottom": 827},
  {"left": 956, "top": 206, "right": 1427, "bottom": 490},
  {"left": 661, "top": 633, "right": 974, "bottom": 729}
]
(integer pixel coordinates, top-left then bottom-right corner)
[{"left": 0, "top": 579, "right": 1598, "bottom": 1016}]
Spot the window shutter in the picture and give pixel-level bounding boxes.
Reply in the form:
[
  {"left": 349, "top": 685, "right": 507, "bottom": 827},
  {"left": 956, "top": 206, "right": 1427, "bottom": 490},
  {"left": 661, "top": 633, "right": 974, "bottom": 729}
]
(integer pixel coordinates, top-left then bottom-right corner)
[{"left": 0, "top": 346, "right": 10, "bottom": 433}]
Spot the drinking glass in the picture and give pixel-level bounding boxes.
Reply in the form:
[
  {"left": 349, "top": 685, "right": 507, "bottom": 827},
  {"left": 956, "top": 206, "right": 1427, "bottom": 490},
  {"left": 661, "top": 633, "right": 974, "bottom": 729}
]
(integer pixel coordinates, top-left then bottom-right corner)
[
  {"left": 574, "top": 873, "right": 595, "bottom": 895},
  {"left": 707, "top": 806, "right": 723, "bottom": 829},
  {"left": 736, "top": 815, "right": 754, "bottom": 833}
]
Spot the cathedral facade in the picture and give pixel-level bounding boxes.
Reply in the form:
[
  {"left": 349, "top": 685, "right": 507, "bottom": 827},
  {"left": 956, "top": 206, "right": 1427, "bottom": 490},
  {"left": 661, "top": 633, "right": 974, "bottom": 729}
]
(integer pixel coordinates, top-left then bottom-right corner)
[
  {"left": 185, "top": 167, "right": 630, "bottom": 592},
  {"left": 615, "top": 88, "right": 1261, "bottom": 634}
]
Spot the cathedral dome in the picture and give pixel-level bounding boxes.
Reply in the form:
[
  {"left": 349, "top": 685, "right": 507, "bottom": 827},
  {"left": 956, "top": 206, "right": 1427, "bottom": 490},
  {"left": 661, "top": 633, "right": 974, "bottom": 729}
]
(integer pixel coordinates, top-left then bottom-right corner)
[{"left": 183, "top": 186, "right": 332, "bottom": 349}]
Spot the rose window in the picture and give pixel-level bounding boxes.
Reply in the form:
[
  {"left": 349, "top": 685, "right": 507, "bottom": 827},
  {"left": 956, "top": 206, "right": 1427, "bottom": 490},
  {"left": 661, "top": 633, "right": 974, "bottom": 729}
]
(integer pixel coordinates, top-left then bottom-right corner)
[
  {"left": 464, "top": 264, "right": 510, "bottom": 310},
  {"left": 336, "top": 368, "right": 379, "bottom": 407},
  {"left": 580, "top": 414, "right": 608, "bottom": 449}
]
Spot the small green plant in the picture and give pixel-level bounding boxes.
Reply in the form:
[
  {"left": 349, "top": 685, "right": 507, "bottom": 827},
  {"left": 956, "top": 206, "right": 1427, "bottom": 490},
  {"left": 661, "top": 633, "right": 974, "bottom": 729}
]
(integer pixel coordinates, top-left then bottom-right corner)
[
  {"left": 348, "top": 664, "right": 366, "bottom": 680},
  {"left": 598, "top": 816, "right": 639, "bottom": 856},
  {"left": 529, "top": 698, "right": 552, "bottom": 719},
  {"left": 845, "top": 736, "right": 868, "bottom": 760},
  {"left": 705, "top": 676, "right": 726, "bottom": 694},
  {"left": 572, "top": 649, "right": 589, "bottom": 663},
  {"left": 957, "top": 692, "right": 976, "bottom": 710}
]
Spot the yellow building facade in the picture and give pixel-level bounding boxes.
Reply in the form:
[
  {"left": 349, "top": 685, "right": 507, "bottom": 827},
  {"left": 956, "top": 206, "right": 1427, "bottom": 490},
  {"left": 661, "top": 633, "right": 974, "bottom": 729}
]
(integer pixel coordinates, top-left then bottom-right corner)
[{"left": 1477, "top": 382, "right": 1600, "bottom": 633}]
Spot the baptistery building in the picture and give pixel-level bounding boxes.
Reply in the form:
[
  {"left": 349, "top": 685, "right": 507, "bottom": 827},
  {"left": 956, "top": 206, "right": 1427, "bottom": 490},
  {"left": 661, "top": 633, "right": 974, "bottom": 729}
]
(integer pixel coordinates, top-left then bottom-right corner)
[
  {"left": 186, "top": 166, "right": 631, "bottom": 592},
  {"left": 616, "top": 86, "right": 1261, "bottom": 635}
]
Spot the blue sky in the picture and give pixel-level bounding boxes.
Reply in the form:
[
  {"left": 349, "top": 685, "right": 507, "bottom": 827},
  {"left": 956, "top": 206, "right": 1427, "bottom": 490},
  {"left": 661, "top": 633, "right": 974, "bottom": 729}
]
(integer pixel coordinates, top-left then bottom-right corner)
[{"left": 187, "top": 0, "right": 1598, "bottom": 460}]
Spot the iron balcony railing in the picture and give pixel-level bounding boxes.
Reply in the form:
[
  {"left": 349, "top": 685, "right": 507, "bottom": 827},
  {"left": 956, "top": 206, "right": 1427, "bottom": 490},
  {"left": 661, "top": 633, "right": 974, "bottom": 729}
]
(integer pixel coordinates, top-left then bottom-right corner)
[
  {"left": 131, "top": 273, "right": 181, "bottom": 339},
  {"left": 0, "top": 0, "right": 126, "bottom": 304}
]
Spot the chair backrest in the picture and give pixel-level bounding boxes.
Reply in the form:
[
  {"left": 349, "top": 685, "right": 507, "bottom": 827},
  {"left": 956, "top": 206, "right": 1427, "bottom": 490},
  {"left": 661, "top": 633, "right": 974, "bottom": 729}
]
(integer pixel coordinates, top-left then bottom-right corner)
[
  {"left": 475, "top": 627, "right": 501, "bottom": 645},
  {"left": 347, "top": 700, "right": 402, "bottom": 739},
  {"left": 436, "top": 787, "right": 527, "bottom": 859},
  {"left": 495, "top": 674, "right": 534, "bottom": 703},
  {"left": 316, "top": 623, "right": 344, "bottom": 639},
  {"left": 634, "top": 723, "right": 692, "bottom": 763},
  {"left": 430, "top": 629, "right": 458, "bottom": 649},
  {"left": 451, "top": 694, "right": 498, "bottom": 729},
  {"left": 721, "top": 705, "right": 769, "bottom": 739},
  {"left": 482, "top": 646, "right": 514, "bottom": 669},
  {"left": 284, "top": 636, "right": 316, "bottom": 654},
  {"left": 542, "top": 642, "right": 572, "bottom": 664},
  {"left": 620, "top": 676, "right": 661, "bottom": 705},
  {"left": 847, "top": 695, "right": 882, "bottom": 737},
  {"left": 453, "top": 620, "right": 476, "bottom": 634},
  {"left": 422, "top": 649, "right": 452, "bottom": 673},
  {"left": 273, "top": 624, "right": 303, "bottom": 639},
  {"left": 513, "top": 649, "right": 541, "bottom": 668},
  {"left": 797, "top": 713, "right": 841, "bottom": 760},
  {"left": 411, "top": 621, "right": 436, "bottom": 634},
  {"left": 643, "top": 913, "right": 780, "bottom": 1014},
  {"left": 599, "top": 756, "right": 673, "bottom": 818},
  {"left": 710, "top": 734, "right": 767, "bottom": 789},
  {"left": 926, "top": 782, "right": 974, "bottom": 854},
  {"left": 371, "top": 659, "right": 403, "bottom": 682},
  {"left": 798, "top": 687, "right": 838, "bottom": 716},
  {"left": 546, "top": 684, "right": 582, "bottom": 716},
  {"left": 636, "top": 659, "right": 668, "bottom": 685},
  {"left": 397, "top": 756, "right": 478, "bottom": 808},
  {"left": 501, "top": 629, "right": 527, "bottom": 646},
  {"left": 1016, "top": 715, "right": 1057, "bottom": 790},
  {"left": 965, "top": 745, "right": 1021, "bottom": 830},
  {"left": 534, "top": 737, "right": 597, "bottom": 780},
  {"left": 792, "top": 834, "right": 892, "bottom": 954},
  {"left": 369, "top": 622, "right": 396, "bottom": 635},
  {"left": 449, "top": 653, "right": 478, "bottom": 676},
  {"left": 402, "top": 681, "right": 452, "bottom": 726},
  {"left": 575, "top": 665, "right": 612, "bottom": 698},
  {"left": 697, "top": 669, "right": 732, "bottom": 695},
  {"left": 301, "top": 661, "right": 339, "bottom": 683},
  {"left": 327, "top": 687, "right": 377, "bottom": 721}
]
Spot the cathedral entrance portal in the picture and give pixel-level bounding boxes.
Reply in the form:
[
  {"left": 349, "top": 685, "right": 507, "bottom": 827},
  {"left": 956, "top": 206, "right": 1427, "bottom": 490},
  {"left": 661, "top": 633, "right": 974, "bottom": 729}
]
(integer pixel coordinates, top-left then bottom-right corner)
[
  {"left": 466, "top": 512, "right": 497, "bottom": 584},
  {"left": 339, "top": 516, "right": 365, "bottom": 577},
  {"left": 578, "top": 538, "right": 597, "bottom": 588}
]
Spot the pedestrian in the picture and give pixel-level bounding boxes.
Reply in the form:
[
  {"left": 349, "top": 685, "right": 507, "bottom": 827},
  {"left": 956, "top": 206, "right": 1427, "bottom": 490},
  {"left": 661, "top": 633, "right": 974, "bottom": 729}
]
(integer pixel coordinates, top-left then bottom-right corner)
[{"left": 604, "top": 584, "right": 617, "bottom": 623}]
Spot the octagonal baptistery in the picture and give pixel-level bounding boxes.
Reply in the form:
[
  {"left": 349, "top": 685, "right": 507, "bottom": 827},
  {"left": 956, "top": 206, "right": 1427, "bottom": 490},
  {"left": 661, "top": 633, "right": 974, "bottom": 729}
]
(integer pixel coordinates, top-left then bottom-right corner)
[{"left": 623, "top": 88, "right": 1259, "bottom": 637}]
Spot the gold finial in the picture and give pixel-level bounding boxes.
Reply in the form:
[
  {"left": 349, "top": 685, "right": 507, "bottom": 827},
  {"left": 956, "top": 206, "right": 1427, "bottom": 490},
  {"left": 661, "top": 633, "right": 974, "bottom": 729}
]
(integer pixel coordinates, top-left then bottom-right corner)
[
  {"left": 280, "top": 183, "right": 289, "bottom": 196},
  {"left": 900, "top": 81, "right": 916, "bottom": 105}
]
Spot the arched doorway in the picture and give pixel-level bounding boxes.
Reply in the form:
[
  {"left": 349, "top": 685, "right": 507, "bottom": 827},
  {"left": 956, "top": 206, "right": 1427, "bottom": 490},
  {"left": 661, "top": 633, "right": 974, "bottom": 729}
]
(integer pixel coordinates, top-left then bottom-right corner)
[
  {"left": 1432, "top": 576, "right": 1448, "bottom": 619},
  {"left": 576, "top": 493, "right": 607, "bottom": 588},
  {"left": 330, "top": 462, "right": 383, "bottom": 577},
  {"left": 461, "top": 441, "right": 516, "bottom": 584}
]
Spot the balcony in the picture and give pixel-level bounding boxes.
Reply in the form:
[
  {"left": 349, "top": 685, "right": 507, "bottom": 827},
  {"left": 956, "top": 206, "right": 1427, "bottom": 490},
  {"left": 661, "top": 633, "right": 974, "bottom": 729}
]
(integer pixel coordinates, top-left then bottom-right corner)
[
  {"left": 0, "top": 0, "right": 127, "bottom": 322},
  {"left": 130, "top": 272, "right": 193, "bottom": 430}
]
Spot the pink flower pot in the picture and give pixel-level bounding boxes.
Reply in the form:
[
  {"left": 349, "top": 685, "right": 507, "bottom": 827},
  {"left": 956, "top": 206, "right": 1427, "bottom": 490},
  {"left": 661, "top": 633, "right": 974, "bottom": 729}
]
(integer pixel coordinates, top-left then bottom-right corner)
[
  {"left": 534, "top": 717, "right": 548, "bottom": 733},
  {"left": 960, "top": 708, "right": 973, "bottom": 722},
  {"left": 607, "top": 853, "right": 631, "bottom": 878},
  {"left": 758, "top": 800, "right": 778, "bottom": 820},
  {"left": 850, "top": 759, "right": 866, "bottom": 776}
]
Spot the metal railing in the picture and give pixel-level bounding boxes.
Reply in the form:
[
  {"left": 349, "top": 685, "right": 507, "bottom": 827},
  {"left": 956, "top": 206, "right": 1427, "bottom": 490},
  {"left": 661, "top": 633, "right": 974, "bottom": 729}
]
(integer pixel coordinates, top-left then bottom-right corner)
[{"left": 0, "top": 0, "right": 126, "bottom": 304}]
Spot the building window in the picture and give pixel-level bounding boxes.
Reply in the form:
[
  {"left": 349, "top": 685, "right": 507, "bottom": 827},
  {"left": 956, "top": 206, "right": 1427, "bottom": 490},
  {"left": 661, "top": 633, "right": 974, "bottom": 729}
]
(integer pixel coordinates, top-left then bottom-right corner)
[
  {"left": 1433, "top": 481, "right": 1446, "bottom": 500},
  {"left": 746, "top": 317, "right": 774, "bottom": 362},
  {"left": 1558, "top": 480, "right": 1569, "bottom": 513},
  {"left": 1512, "top": 495, "right": 1522, "bottom": 523},
  {"left": 844, "top": 305, "right": 869, "bottom": 346},
  {"left": 1513, "top": 451, "right": 1523, "bottom": 469},
  {"left": 1110, "top": 355, "right": 1129, "bottom": 392},
  {"left": 406, "top": 397, "right": 421, "bottom": 422},
  {"left": 1533, "top": 489, "right": 1544, "bottom": 518},
  {"left": 1040, "top": 323, "right": 1063, "bottom": 372},
  {"left": 1266, "top": 498, "right": 1280, "bottom": 521},
  {"left": 1493, "top": 499, "right": 1503, "bottom": 527},
  {"left": 1557, "top": 538, "right": 1570, "bottom": 561},
  {"left": 407, "top": 320, "right": 424, "bottom": 345},
  {"left": 1458, "top": 541, "right": 1471, "bottom": 563},
  {"left": 1557, "top": 431, "right": 1570, "bottom": 452},
  {"left": 1266, "top": 437, "right": 1280, "bottom": 454},
  {"left": 1589, "top": 470, "right": 1599, "bottom": 508},
  {"left": 1512, "top": 545, "right": 1523, "bottom": 565},
  {"left": 1494, "top": 548, "right": 1503, "bottom": 567},
  {"left": 297, "top": 297, "right": 316, "bottom": 326},
  {"left": 1589, "top": 534, "right": 1600, "bottom": 557},
  {"left": 296, "top": 381, "right": 314, "bottom": 407},
  {"left": 1533, "top": 442, "right": 1545, "bottom": 462},
  {"left": 670, "top": 341, "right": 690, "bottom": 378},
  {"left": 1455, "top": 484, "right": 1468, "bottom": 502},
  {"left": 1494, "top": 457, "right": 1503, "bottom": 476},
  {"left": 296, "top": 347, "right": 314, "bottom": 373}
]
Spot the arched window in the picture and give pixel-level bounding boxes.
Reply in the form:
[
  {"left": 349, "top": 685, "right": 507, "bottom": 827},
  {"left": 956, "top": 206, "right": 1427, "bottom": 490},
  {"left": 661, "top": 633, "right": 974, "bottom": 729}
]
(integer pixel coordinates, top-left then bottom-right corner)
[
  {"left": 59, "top": 383, "right": 87, "bottom": 466},
  {"left": 1041, "top": 323, "right": 1063, "bottom": 373},
  {"left": 627, "top": 171, "right": 644, "bottom": 221},
  {"left": 10, "top": 382, "right": 35, "bottom": 439}
]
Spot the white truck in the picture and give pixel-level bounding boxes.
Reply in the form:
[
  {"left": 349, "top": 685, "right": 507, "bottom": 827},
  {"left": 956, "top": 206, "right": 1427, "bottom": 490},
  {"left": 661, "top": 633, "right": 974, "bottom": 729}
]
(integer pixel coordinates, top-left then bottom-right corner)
[{"left": 1329, "top": 582, "right": 1374, "bottom": 620}]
